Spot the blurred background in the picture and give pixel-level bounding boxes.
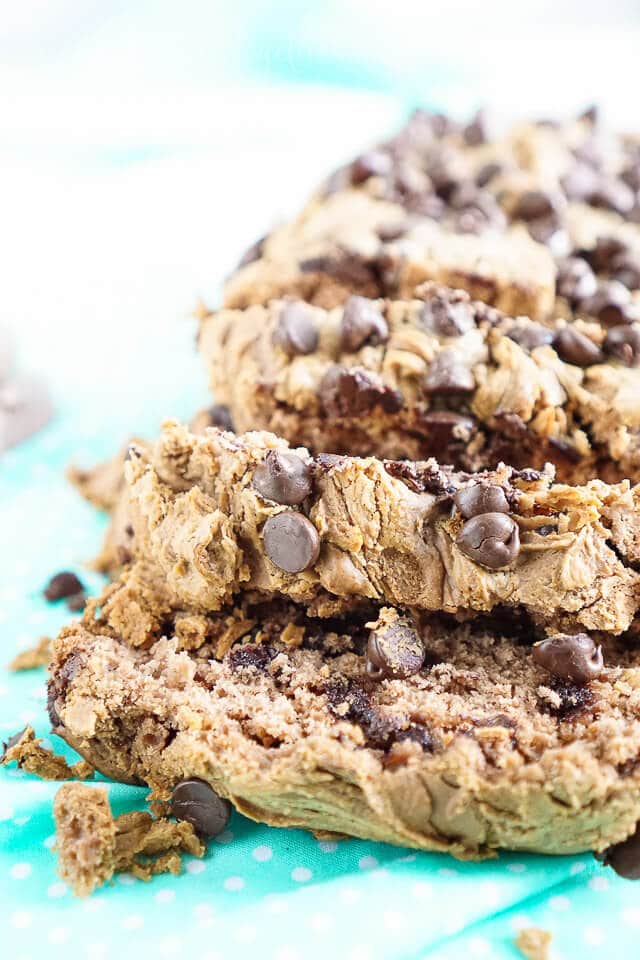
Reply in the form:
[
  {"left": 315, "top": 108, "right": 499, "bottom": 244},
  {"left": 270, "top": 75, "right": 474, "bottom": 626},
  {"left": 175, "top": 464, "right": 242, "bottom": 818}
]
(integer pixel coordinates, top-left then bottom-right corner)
[{"left": 1, "top": 0, "right": 639, "bottom": 427}]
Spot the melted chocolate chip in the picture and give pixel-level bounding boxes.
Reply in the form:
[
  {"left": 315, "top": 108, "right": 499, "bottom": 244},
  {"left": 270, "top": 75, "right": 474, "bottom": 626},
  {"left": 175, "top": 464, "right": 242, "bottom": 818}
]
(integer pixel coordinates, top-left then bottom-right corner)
[
  {"left": 417, "top": 411, "right": 476, "bottom": 454},
  {"left": 532, "top": 633, "right": 603, "bottom": 683},
  {"left": 228, "top": 643, "right": 275, "bottom": 672},
  {"left": 383, "top": 460, "right": 454, "bottom": 496},
  {"left": 340, "top": 296, "right": 389, "bottom": 352},
  {"left": 273, "top": 302, "right": 318, "bottom": 356},
  {"left": 454, "top": 483, "right": 510, "bottom": 519},
  {"left": 324, "top": 678, "right": 433, "bottom": 753},
  {"left": 603, "top": 324, "right": 640, "bottom": 366},
  {"left": 263, "top": 512, "right": 321, "bottom": 573},
  {"left": 320, "top": 366, "right": 403, "bottom": 418},
  {"left": 419, "top": 296, "right": 476, "bottom": 337},
  {"left": 556, "top": 257, "right": 597, "bottom": 304},
  {"left": 506, "top": 320, "right": 554, "bottom": 352},
  {"left": 171, "top": 778, "right": 232, "bottom": 839},
  {"left": 205, "top": 404, "right": 234, "bottom": 432},
  {"left": 365, "top": 618, "right": 426, "bottom": 680},
  {"left": 540, "top": 679, "right": 594, "bottom": 719},
  {"left": 44, "top": 571, "right": 85, "bottom": 602},
  {"left": 595, "top": 823, "right": 640, "bottom": 879},
  {"left": 457, "top": 513, "right": 520, "bottom": 569},
  {"left": 298, "top": 253, "right": 380, "bottom": 293},
  {"left": 553, "top": 328, "right": 603, "bottom": 366},
  {"left": 253, "top": 451, "right": 314, "bottom": 506},
  {"left": 424, "top": 350, "right": 474, "bottom": 395}
]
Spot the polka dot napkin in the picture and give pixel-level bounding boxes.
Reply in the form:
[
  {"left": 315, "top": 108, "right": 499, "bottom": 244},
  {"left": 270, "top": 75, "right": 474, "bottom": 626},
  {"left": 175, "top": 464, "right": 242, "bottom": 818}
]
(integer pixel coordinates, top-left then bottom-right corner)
[{"left": 2, "top": 404, "right": 638, "bottom": 960}]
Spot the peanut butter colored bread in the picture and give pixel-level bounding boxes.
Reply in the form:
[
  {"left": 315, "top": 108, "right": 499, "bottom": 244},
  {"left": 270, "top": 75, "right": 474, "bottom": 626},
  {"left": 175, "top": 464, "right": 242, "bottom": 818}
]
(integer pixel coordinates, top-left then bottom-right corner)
[
  {"left": 53, "top": 782, "right": 204, "bottom": 896},
  {"left": 85, "top": 421, "right": 640, "bottom": 648},
  {"left": 200, "top": 284, "right": 640, "bottom": 481},
  {"left": 225, "top": 108, "right": 640, "bottom": 326},
  {"left": 48, "top": 596, "right": 640, "bottom": 859}
]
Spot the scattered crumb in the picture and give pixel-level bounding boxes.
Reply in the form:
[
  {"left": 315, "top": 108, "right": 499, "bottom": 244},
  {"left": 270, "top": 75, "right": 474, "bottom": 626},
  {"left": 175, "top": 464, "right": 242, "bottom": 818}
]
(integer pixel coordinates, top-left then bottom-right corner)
[
  {"left": 8, "top": 636, "right": 51, "bottom": 671},
  {"left": 515, "top": 927, "right": 553, "bottom": 960},
  {"left": 280, "top": 622, "right": 305, "bottom": 647},
  {"left": 214, "top": 615, "right": 256, "bottom": 659},
  {"left": 54, "top": 783, "right": 205, "bottom": 896},
  {"left": 193, "top": 298, "right": 213, "bottom": 322},
  {"left": 1, "top": 726, "right": 94, "bottom": 780}
]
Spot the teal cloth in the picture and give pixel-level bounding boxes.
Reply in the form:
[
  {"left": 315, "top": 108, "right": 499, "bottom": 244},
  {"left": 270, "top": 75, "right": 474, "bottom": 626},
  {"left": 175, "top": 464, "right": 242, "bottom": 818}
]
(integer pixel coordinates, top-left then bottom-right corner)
[{"left": 1, "top": 403, "right": 639, "bottom": 960}]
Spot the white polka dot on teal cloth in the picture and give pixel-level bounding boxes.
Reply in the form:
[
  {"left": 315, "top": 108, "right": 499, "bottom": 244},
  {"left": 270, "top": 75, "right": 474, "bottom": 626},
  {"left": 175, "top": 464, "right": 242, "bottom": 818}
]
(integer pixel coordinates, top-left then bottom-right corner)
[
  {"left": 291, "top": 866, "right": 312, "bottom": 882},
  {"left": 223, "top": 876, "right": 244, "bottom": 891},
  {"left": 252, "top": 844, "right": 273, "bottom": 862}
]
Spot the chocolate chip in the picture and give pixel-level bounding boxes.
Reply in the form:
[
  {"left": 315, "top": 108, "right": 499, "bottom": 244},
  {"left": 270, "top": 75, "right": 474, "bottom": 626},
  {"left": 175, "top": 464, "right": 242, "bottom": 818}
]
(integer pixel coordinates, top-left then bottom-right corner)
[
  {"left": 170, "top": 778, "right": 232, "bottom": 840},
  {"left": 273, "top": 302, "right": 318, "bottom": 356},
  {"left": 44, "top": 572, "right": 85, "bottom": 602},
  {"left": 513, "top": 190, "right": 560, "bottom": 221},
  {"left": 320, "top": 366, "right": 403, "bottom": 418},
  {"left": 417, "top": 410, "right": 476, "bottom": 452},
  {"left": 454, "top": 483, "right": 510, "bottom": 519},
  {"left": 532, "top": 633, "right": 603, "bottom": 683},
  {"left": 351, "top": 151, "right": 392, "bottom": 184},
  {"left": 579, "top": 280, "right": 637, "bottom": 326},
  {"left": 580, "top": 236, "right": 629, "bottom": 273},
  {"left": 340, "top": 296, "right": 389, "bottom": 352},
  {"left": 456, "top": 513, "right": 520, "bottom": 569},
  {"left": 207, "top": 404, "right": 234, "bottom": 432},
  {"left": 556, "top": 257, "right": 597, "bottom": 303},
  {"left": 253, "top": 450, "right": 314, "bottom": 505},
  {"left": 424, "top": 350, "right": 474, "bottom": 395},
  {"left": 595, "top": 824, "right": 640, "bottom": 879},
  {"left": 475, "top": 161, "right": 502, "bottom": 187},
  {"left": 506, "top": 320, "right": 554, "bottom": 352},
  {"left": 366, "top": 618, "right": 425, "bottom": 680},
  {"left": 419, "top": 296, "right": 475, "bottom": 337},
  {"left": 553, "top": 328, "right": 603, "bottom": 366},
  {"left": 263, "top": 511, "right": 321, "bottom": 573},
  {"left": 66, "top": 592, "right": 87, "bottom": 613},
  {"left": 603, "top": 325, "right": 640, "bottom": 366}
]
